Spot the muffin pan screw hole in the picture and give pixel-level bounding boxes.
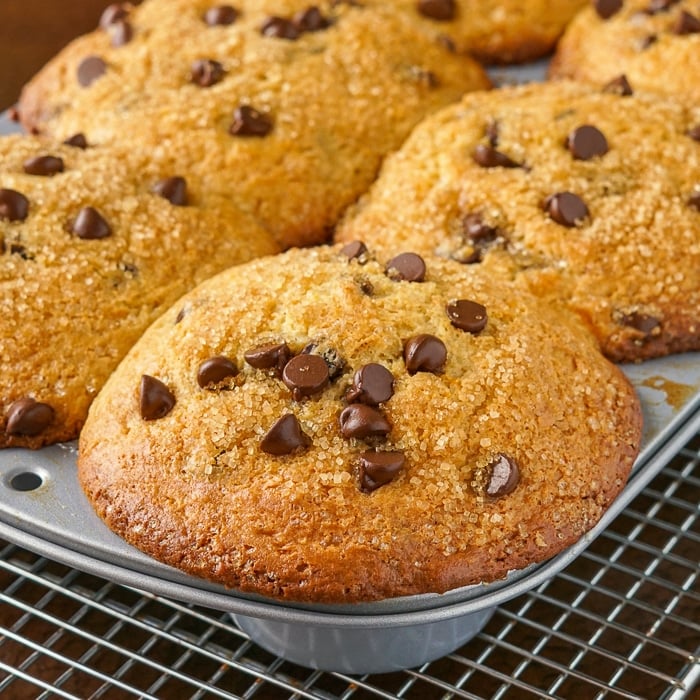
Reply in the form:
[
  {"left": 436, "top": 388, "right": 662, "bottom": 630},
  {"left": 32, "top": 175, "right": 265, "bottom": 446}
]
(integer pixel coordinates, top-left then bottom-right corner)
[{"left": 9, "top": 471, "right": 43, "bottom": 492}]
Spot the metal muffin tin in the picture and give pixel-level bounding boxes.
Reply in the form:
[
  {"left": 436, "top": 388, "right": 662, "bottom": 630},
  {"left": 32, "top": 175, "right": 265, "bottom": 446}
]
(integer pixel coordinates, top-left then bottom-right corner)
[{"left": 2, "top": 69, "right": 700, "bottom": 671}]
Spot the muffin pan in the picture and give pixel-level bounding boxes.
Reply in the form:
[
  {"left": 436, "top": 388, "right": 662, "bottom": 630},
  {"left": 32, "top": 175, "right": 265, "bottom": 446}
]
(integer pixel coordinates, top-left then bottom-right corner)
[{"left": 2, "top": 66, "right": 700, "bottom": 670}]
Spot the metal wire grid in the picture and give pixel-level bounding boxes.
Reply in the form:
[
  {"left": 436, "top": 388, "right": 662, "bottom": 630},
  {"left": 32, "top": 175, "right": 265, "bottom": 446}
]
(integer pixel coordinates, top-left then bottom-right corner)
[{"left": 0, "top": 434, "right": 698, "bottom": 700}]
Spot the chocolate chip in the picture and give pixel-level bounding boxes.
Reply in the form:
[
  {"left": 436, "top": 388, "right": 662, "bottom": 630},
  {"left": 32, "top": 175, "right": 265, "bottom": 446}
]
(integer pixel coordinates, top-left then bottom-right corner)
[
  {"left": 603, "top": 74, "right": 633, "bottom": 96},
  {"left": 204, "top": 5, "right": 239, "bottom": 25},
  {"left": 5, "top": 398, "right": 54, "bottom": 436},
  {"left": 404, "top": 334, "right": 447, "bottom": 374},
  {"left": 152, "top": 176, "right": 188, "bottom": 206},
  {"left": 639, "top": 34, "right": 658, "bottom": 50},
  {"left": 593, "top": 0, "right": 622, "bottom": 19},
  {"left": 357, "top": 450, "right": 405, "bottom": 492},
  {"left": 0, "top": 189, "right": 29, "bottom": 222},
  {"left": 71, "top": 207, "right": 112, "bottom": 239},
  {"left": 673, "top": 10, "right": 700, "bottom": 34},
  {"left": 197, "top": 356, "right": 238, "bottom": 389},
  {"left": 385, "top": 252, "right": 426, "bottom": 282},
  {"left": 77, "top": 56, "right": 107, "bottom": 87},
  {"left": 23, "top": 155, "right": 64, "bottom": 177},
  {"left": 618, "top": 310, "right": 661, "bottom": 335},
  {"left": 109, "top": 20, "right": 133, "bottom": 47},
  {"left": 140, "top": 375, "right": 176, "bottom": 420},
  {"left": 64, "top": 133, "right": 88, "bottom": 149},
  {"left": 282, "top": 354, "right": 330, "bottom": 400},
  {"left": 244, "top": 342, "right": 291, "bottom": 374},
  {"left": 485, "top": 453, "right": 520, "bottom": 497},
  {"left": 345, "top": 363, "right": 394, "bottom": 405},
  {"left": 229, "top": 105, "right": 273, "bottom": 137},
  {"left": 446, "top": 299, "right": 487, "bottom": 333},
  {"left": 99, "top": 3, "right": 130, "bottom": 28},
  {"left": 339, "top": 404, "right": 391, "bottom": 440},
  {"left": 261, "top": 16, "right": 300, "bottom": 39},
  {"left": 10, "top": 244, "right": 32, "bottom": 260},
  {"left": 301, "top": 342, "right": 345, "bottom": 380},
  {"left": 472, "top": 144, "right": 520, "bottom": 168},
  {"left": 485, "top": 120, "right": 500, "bottom": 147},
  {"left": 293, "top": 6, "right": 330, "bottom": 31},
  {"left": 190, "top": 59, "right": 226, "bottom": 88},
  {"left": 339, "top": 240, "right": 369, "bottom": 262},
  {"left": 463, "top": 213, "right": 498, "bottom": 244},
  {"left": 543, "top": 192, "right": 589, "bottom": 227},
  {"left": 567, "top": 125, "right": 609, "bottom": 160},
  {"left": 688, "top": 191, "right": 700, "bottom": 211},
  {"left": 417, "top": 0, "right": 456, "bottom": 21},
  {"left": 261, "top": 414, "right": 311, "bottom": 455},
  {"left": 687, "top": 125, "right": 700, "bottom": 142}
]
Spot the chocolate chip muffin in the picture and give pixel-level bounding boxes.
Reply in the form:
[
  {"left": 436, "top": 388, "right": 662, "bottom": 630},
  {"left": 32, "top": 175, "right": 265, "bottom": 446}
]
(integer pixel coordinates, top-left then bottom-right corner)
[
  {"left": 0, "top": 133, "right": 278, "bottom": 449},
  {"left": 78, "top": 244, "right": 642, "bottom": 603},
  {"left": 550, "top": 0, "right": 700, "bottom": 101},
  {"left": 16, "top": 0, "right": 490, "bottom": 248},
  {"left": 380, "top": 0, "right": 588, "bottom": 64},
  {"left": 335, "top": 81, "right": 700, "bottom": 362}
]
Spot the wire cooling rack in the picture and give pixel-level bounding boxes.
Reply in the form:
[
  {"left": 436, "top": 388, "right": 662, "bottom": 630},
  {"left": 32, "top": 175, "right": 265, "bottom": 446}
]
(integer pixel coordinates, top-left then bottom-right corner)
[{"left": 0, "top": 432, "right": 698, "bottom": 700}]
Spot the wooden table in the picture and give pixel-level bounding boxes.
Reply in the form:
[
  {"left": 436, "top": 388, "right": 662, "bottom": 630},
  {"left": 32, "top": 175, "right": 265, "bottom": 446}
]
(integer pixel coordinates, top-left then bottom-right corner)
[{"left": 0, "top": 0, "right": 108, "bottom": 111}]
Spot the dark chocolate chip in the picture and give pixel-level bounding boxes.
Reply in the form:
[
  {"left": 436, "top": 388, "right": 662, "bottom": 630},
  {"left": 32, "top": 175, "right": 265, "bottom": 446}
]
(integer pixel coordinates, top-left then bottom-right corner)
[
  {"left": 593, "top": 0, "right": 622, "bottom": 19},
  {"left": 293, "top": 6, "right": 330, "bottom": 31},
  {"left": 544, "top": 191, "right": 590, "bottom": 227},
  {"left": 152, "top": 176, "right": 188, "bottom": 206},
  {"left": 301, "top": 342, "right": 345, "bottom": 380},
  {"left": 417, "top": 0, "right": 456, "bottom": 21},
  {"left": 485, "top": 453, "right": 520, "bottom": 497},
  {"left": 197, "top": 356, "right": 238, "bottom": 388},
  {"left": 7, "top": 105, "right": 20, "bottom": 122},
  {"left": 472, "top": 144, "right": 520, "bottom": 168},
  {"left": 204, "top": 5, "right": 239, "bottom": 25},
  {"left": 357, "top": 450, "right": 405, "bottom": 492},
  {"left": 339, "top": 404, "right": 391, "bottom": 439},
  {"left": 229, "top": 105, "right": 273, "bottom": 137},
  {"left": 687, "top": 125, "right": 700, "bottom": 142},
  {"left": 71, "top": 207, "right": 112, "bottom": 239},
  {"left": 282, "top": 354, "right": 330, "bottom": 399},
  {"left": 339, "top": 240, "right": 369, "bottom": 262},
  {"left": 261, "top": 414, "right": 311, "bottom": 455},
  {"left": 673, "top": 10, "right": 700, "bottom": 34},
  {"left": 10, "top": 243, "right": 32, "bottom": 260},
  {"left": 109, "top": 20, "right": 133, "bottom": 47},
  {"left": 140, "top": 375, "right": 176, "bottom": 420},
  {"left": 244, "top": 342, "right": 291, "bottom": 374},
  {"left": 5, "top": 398, "right": 54, "bottom": 436},
  {"left": 567, "top": 125, "right": 609, "bottom": 160},
  {"left": 345, "top": 363, "right": 394, "bottom": 405},
  {"left": 639, "top": 34, "right": 658, "bottom": 49},
  {"left": 77, "top": 56, "right": 107, "bottom": 87},
  {"left": 602, "top": 74, "right": 633, "bottom": 96},
  {"left": 485, "top": 120, "right": 500, "bottom": 146},
  {"left": 688, "top": 191, "right": 700, "bottom": 211},
  {"left": 261, "top": 16, "right": 300, "bottom": 39},
  {"left": 463, "top": 213, "right": 498, "bottom": 244},
  {"left": 404, "top": 334, "right": 447, "bottom": 374},
  {"left": 190, "top": 59, "right": 226, "bottom": 87},
  {"left": 619, "top": 310, "right": 661, "bottom": 335},
  {"left": 385, "top": 252, "right": 426, "bottom": 282},
  {"left": 99, "top": 3, "right": 130, "bottom": 28},
  {"left": 446, "top": 299, "right": 487, "bottom": 333},
  {"left": 23, "top": 155, "right": 65, "bottom": 177},
  {"left": 64, "top": 133, "right": 88, "bottom": 149},
  {"left": 0, "top": 188, "right": 29, "bottom": 222}
]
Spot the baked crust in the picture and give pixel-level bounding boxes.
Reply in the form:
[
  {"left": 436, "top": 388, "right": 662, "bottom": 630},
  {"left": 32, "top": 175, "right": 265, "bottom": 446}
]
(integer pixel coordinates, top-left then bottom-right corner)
[
  {"left": 0, "top": 134, "right": 277, "bottom": 448},
  {"left": 78, "top": 246, "right": 642, "bottom": 603},
  {"left": 335, "top": 81, "right": 700, "bottom": 362}
]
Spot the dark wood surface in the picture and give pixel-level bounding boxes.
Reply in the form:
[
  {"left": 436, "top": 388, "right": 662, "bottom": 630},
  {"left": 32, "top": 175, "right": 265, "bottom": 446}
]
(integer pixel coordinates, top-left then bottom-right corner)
[{"left": 0, "top": 0, "right": 108, "bottom": 110}]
